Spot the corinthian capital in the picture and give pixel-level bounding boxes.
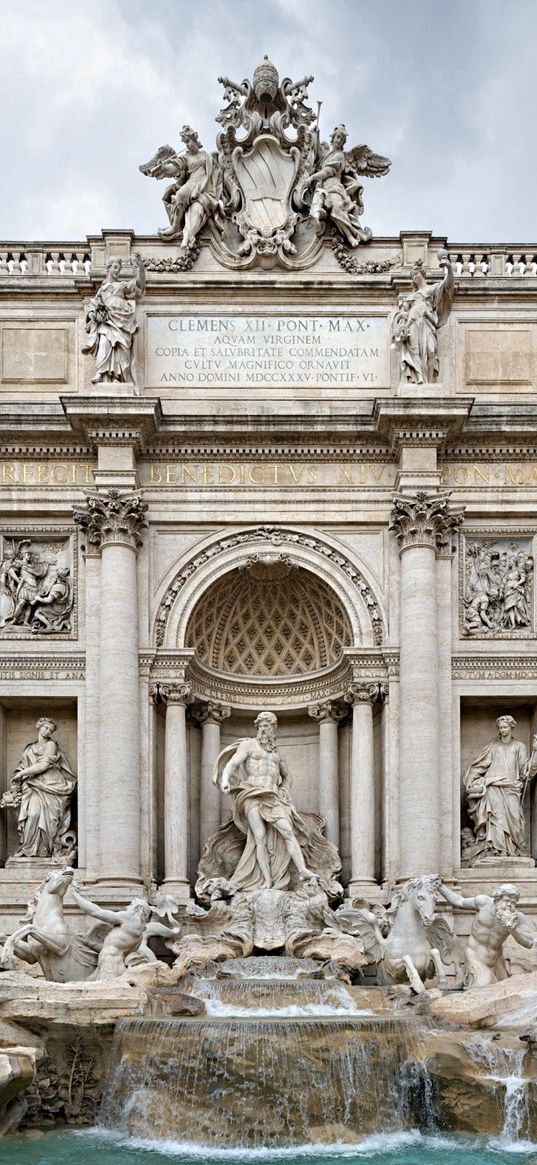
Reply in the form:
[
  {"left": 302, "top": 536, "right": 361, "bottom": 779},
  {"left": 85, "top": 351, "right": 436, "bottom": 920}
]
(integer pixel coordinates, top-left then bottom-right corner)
[
  {"left": 73, "top": 488, "right": 147, "bottom": 551},
  {"left": 390, "top": 491, "right": 464, "bottom": 554}
]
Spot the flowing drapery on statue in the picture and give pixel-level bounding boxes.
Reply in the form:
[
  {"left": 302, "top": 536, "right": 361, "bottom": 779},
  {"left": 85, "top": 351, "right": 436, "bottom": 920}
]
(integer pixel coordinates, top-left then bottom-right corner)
[
  {"left": 0, "top": 717, "right": 76, "bottom": 861},
  {"left": 195, "top": 711, "right": 342, "bottom": 902},
  {"left": 463, "top": 715, "right": 537, "bottom": 860}
]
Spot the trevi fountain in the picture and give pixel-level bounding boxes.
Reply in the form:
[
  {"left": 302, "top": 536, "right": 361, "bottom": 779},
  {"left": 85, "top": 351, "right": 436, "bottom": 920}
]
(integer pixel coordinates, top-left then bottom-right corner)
[{"left": 1, "top": 53, "right": 537, "bottom": 1165}]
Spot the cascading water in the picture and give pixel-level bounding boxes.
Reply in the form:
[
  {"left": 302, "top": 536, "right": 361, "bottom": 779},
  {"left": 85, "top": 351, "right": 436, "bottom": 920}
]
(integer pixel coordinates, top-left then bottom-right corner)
[
  {"left": 190, "top": 976, "right": 370, "bottom": 1016},
  {"left": 99, "top": 1012, "right": 429, "bottom": 1147},
  {"left": 464, "top": 1037, "right": 530, "bottom": 1143}
]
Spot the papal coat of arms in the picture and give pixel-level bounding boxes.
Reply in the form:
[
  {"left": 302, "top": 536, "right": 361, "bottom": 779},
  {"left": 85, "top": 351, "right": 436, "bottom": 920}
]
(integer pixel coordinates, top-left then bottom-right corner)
[{"left": 140, "top": 56, "right": 391, "bottom": 270}]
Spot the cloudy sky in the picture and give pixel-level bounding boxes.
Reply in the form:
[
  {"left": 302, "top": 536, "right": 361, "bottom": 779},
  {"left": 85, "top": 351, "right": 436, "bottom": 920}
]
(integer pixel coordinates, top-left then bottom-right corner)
[{"left": 1, "top": 0, "right": 536, "bottom": 243}]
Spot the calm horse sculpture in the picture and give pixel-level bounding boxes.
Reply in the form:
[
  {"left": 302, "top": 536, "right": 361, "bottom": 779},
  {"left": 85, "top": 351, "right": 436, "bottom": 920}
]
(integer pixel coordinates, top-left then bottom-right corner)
[
  {"left": 1, "top": 866, "right": 106, "bottom": 982},
  {"left": 341, "top": 874, "right": 457, "bottom": 994}
]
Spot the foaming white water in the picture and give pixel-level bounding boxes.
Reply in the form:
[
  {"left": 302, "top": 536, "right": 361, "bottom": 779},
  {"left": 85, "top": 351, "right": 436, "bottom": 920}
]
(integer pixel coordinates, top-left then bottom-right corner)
[
  {"left": 81, "top": 1127, "right": 444, "bottom": 1157},
  {"left": 201, "top": 1000, "right": 373, "bottom": 1018}
]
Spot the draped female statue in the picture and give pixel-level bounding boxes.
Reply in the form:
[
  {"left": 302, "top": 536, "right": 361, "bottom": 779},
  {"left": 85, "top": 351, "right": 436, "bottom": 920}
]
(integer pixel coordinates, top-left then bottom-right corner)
[{"left": 1, "top": 717, "right": 76, "bottom": 862}]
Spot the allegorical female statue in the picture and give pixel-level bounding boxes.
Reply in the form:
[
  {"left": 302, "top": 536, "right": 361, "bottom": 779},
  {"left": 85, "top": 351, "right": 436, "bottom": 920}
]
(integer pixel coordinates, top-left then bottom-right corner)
[
  {"left": 82, "top": 253, "right": 145, "bottom": 385},
  {"left": 0, "top": 717, "right": 77, "bottom": 862},
  {"left": 391, "top": 250, "right": 455, "bottom": 384},
  {"left": 463, "top": 715, "right": 537, "bottom": 861}
]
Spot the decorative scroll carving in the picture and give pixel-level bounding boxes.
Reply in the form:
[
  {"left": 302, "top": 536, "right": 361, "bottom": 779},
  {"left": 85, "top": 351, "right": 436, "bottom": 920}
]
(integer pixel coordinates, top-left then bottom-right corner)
[
  {"left": 73, "top": 489, "right": 147, "bottom": 551},
  {"left": 344, "top": 681, "right": 386, "bottom": 707},
  {"left": 191, "top": 701, "right": 231, "bottom": 727},
  {"left": 0, "top": 719, "right": 76, "bottom": 863},
  {"left": 155, "top": 526, "right": 383, "bottom": 648},
  {"left": 151, "top": 681, "right": 193, "bottom": 707},
  {"left": 81, "top": 254, "right": 145, "bottom": 386},
  {"left": 307, "top": 700, "right": 347, "bottom": 724},
  {"left": 390, "top": 491, "right": 464, "bottom": 553},
  {"left": 461, "top": 535, "right": 534, "bottom": 638},
  {"left": 391, "top": 251, "right": 455, "bottom": 384},
  {"left": 0, "top": 533, "right": 74, "bottom": 636}
]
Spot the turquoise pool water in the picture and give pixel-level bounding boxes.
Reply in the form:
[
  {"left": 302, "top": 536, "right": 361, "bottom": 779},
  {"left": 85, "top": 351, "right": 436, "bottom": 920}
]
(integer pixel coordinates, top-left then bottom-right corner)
[{"left": 2, "top": 1130, "right": 537, "bottom": 1165}]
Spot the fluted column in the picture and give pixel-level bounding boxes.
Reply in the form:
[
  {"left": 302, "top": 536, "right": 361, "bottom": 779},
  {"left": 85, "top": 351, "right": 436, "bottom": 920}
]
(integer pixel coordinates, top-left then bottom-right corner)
[
  {"left": 192, "top": 702, "right": 231, "bottom": 849},
  {"left": 345, "top": 682, "right": 384, "bottom": 890},
  {"left": 74, "top": 489, "right": 147, "bottom": 886},
  {"left": 153, "top": 682, "right": 193, "bottom": 899},
  {"left": 308, "top": 700, "right": 346, "bottom": 847},
  {"left": 390, "top": 492, "right": 462, "bottom": 877}
]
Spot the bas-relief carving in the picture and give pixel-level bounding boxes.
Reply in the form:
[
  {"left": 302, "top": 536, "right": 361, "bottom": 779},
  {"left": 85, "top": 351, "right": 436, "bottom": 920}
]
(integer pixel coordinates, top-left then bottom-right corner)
[
  {"left": 391, "top": 250, "right": 455, "bottom": 384},
  {"left": 82, "top": 253, "right": 145, "bottom": 386},
  {"left": 141, "top": 56, "right": 390, "bottom": 269},
  {"left": 0, "top": 718, "right": 77, "bottom": 864},
  {"left": 0, "top": 535, "right": 74, "bottom": 636},
  {"left": 461, "top": 536, "right": 534, "bottom": 637},
  {"left": 462, "top": 715, "right": 537, "bottom": 864}
]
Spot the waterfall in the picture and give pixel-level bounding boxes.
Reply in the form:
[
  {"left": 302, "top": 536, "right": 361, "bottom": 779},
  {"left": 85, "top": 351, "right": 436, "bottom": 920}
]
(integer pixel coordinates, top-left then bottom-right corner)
[
  {"left": 190, "top": 977, "right": 368, "bottom": 1016},
  {"left": 99, "top": 1014, "right": 427, "bottom": 1147},
  {"left": 463, "top": 1037, "right": 530, "bottom": 1143}
]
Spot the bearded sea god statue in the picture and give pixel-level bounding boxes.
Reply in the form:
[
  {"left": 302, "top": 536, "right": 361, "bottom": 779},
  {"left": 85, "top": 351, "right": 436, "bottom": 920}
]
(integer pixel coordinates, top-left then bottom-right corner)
[{"left": 196, "top": 711, "right": 342, "bottom": 901}]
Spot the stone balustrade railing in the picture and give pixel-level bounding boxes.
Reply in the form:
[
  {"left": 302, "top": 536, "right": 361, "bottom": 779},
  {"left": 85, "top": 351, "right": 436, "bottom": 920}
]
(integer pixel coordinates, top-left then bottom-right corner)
[{"left": 0, "top": 238, "right": 536, "bottom": 279}]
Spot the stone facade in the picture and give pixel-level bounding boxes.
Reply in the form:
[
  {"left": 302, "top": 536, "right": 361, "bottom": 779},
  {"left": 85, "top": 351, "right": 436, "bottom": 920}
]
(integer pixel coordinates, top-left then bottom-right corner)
[{"left": 0, "top": 61, "right": 537, "bottom": 939}]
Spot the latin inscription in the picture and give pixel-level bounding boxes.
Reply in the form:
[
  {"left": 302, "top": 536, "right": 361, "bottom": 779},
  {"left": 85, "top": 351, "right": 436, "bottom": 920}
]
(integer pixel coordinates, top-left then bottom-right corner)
[{"left": 146, "top": 314, "right": 390, "bottom": 389}]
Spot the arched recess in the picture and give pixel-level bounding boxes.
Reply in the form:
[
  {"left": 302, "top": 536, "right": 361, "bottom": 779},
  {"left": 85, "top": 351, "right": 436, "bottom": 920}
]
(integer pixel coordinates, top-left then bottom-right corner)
[{"left": 153, "top": 525, "right": 386, "bottom": 653}]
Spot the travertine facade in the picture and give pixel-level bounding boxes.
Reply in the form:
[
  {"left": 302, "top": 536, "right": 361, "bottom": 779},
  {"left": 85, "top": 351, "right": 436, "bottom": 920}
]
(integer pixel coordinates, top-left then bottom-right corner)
[{"left": 0, "top": 58, "right": 537, "bottom": 941}]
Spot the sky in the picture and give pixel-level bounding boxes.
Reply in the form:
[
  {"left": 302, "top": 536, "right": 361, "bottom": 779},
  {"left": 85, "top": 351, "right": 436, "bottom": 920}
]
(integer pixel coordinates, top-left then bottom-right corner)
[{"left": 1, "top": 0, "right": 536, "bottom": 244}]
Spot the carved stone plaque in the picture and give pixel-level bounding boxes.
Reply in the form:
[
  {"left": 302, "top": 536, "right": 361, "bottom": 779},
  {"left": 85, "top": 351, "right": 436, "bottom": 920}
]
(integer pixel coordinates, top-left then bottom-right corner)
[
  {"left": 460, "top": 533, "right": 534, "bottom": 638},
  {"left": 146, "top": 314, "right": 390, "bottom": 390}
]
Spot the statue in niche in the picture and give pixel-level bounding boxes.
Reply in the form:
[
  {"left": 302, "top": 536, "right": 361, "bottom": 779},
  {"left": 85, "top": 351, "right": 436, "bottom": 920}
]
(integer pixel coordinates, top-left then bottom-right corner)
[
  {"left": 139, "top": 126, "right": 222, "bottom": 249},
  {"left": 0, "top": 538, "right": 73, "bottom": 634},
  {"left": 196, "top": 711, "right": 342, "bottom": 901},
  {"left": 391, "top": 250, "right": 455, "bottom": 383},
  {"left": 305, "top": 126, "right": 390, "bottom": 247},
  {"left": 82, "top": 253, "right": 145, "bottom": 385},
  {"left": 462, "top": 540, "right": 534, "bottom": 636},
  {"left": 437, "top": 881, "right": 536, "bottom": 987},
  {"left": 463, "top": 715, "right": 537, "bottom": 862},
  {"left": 0, "top": 718, "right": 77, "bottom": 863}
]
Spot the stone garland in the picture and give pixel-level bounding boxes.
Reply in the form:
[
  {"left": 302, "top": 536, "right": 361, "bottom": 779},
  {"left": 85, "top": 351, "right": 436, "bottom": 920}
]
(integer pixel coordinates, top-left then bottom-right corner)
[{"left": 154, "top": 526, "right": 384, "bottom": 648}]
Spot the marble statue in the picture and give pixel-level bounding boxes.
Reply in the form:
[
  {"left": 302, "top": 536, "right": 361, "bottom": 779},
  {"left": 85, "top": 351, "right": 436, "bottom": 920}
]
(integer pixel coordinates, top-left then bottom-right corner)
[
  {"left": 139, "top": 126, "right": 222, "bottom": 249},
  {"left": 142, "top": 58, "right": 390, "bottom": 269},
  {"left": 169, "top": 892, "right": 255, "bottom": 974},
  {"left": 70, "top": 886, "right": 152, "bottom": 979},
  {"left": 437, "top": 881, "right": 536, "bottom": 987},
  {"left": 1, "top": 718, "right": 77, "bottom": 863},
  {"left": 391, "top": 250, "right": 455, "bottom": 383},
  {"left": 463, "top": 716, "right": 537, "bottom": 861},
  {"left": 347, "top": 875, "right": 457, "bottom": 994},
  {"left": 199, "top": 711, "right": 342, "bottom": 898},
  {"left": 0, "top": 868, "right": 105, "bottom": 981},
  {"left": 463, "top": 540, "right": 533, "bottom": 636},
  {"left": 0, "top": 539, "right": 73, "bottom": 634},
  {"left": 305, "top": 126, "right": 390, "bottom": 247},
  {"left": 82, "top": 253, "right": 145, "bottom": 385}
]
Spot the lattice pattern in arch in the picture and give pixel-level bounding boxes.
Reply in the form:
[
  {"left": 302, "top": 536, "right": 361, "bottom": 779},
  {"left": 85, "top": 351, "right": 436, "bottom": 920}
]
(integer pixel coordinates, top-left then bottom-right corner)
[{"left": 186, "top": 567, "right": 353, "bottom": 676}]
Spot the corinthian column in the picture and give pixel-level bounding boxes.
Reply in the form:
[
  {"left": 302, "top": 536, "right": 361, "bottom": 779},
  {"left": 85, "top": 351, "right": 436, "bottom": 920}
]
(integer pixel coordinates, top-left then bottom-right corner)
[
  {"left": 74, "top": 489, "right": 147, "bottom": 887},
  {"left": 192, "top": 702, "right": 231, "bottom": 849},
  {"left": 390, "top": 492, "right": 462, "bottom": 877},
  {"left": 153, "top": 682, "right": 194, "bottom": 900},
  {"left": 308, "top": 700, "right": 346, "bottom": 848},
  {"left": 344, "top": 682, "right": 384, "bottom": 891}
]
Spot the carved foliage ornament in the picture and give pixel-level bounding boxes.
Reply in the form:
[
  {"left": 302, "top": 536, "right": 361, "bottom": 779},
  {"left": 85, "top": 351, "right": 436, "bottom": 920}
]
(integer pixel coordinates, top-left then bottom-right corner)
[
  {"left": 155, "top": 526, "right": 384, "bottom": 648},
  {"left": 73, "top": 489, "right": 147, "bottom": 551},
  {"left": 390, "top": 492, "right": 464, "bottom": 553},
  {"left": 140, "top": 56, "right": 391, "bottom": 270}
]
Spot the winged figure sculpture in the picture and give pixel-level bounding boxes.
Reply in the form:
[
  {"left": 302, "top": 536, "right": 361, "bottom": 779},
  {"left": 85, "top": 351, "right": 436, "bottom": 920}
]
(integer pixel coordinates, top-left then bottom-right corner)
[{"left": 305, "top": 125, "right": 391, "bottom": 247}]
